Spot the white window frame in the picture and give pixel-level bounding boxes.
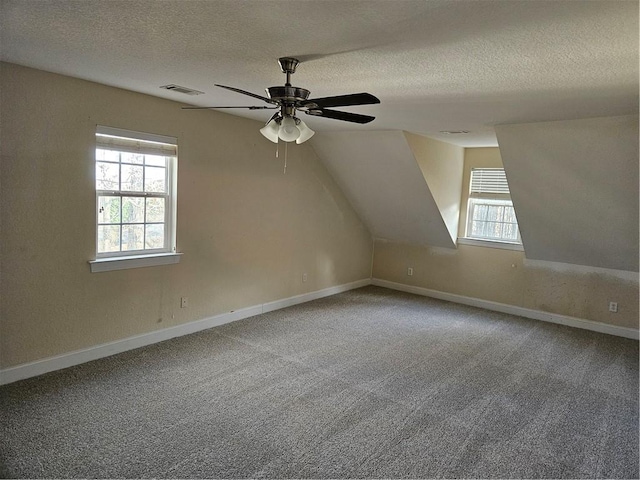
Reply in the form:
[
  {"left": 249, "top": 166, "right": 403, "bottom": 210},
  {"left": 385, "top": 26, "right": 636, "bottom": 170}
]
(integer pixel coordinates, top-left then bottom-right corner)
[
  {"left": 89, "top": 126, "right": 180, "bottom": 272},
  {"left": 463, "top": 168, "right": 522, "bottom": 246}
]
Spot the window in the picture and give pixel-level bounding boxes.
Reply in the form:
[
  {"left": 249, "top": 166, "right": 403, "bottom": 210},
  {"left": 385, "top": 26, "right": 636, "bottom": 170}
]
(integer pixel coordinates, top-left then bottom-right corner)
[
  {"left": 465, "top": 168, "right": 520, "bottom": 244},
  {"left": 93, "top": 126, "right": 178, "bottom": 269}
]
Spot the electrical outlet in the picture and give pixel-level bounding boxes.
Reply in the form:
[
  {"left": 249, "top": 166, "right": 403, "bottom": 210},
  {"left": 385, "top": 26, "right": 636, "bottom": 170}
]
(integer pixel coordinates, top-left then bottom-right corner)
[
  {"left": 407, "top": 267, "right": 413, "bottom": 276},
  {"left": 181, "top": 297, "right": 188, "bottom": 308},
  {"left": 302, "top": 273, "right": 308, "bottom": 282},
  {"left": 608, "top": 302, "right": 618, "bottom": 313}
]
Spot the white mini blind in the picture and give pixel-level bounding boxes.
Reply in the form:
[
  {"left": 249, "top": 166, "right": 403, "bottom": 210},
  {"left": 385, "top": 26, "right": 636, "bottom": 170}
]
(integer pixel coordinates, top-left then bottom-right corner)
[
  {"left": 96, "top": 125, "right": 177, "bottom": 156},
  {"left": 470, "top": 168, "right": 510, "bottom": 195}
]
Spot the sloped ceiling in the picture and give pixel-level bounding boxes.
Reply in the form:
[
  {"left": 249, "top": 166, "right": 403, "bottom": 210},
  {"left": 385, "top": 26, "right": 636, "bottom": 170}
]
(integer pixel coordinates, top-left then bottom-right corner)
[
  {"left": 310, "top": 131, "right": 457, "bottom": 248},
  {"left": 496, "top": 115, "right": 639, "bottom": 272}
]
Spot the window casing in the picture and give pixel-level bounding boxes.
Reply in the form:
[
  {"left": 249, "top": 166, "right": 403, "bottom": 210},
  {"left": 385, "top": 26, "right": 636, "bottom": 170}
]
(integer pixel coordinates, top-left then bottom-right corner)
[
  {"left": 95, "top": 126, "right": 177, "bottom": 259},
  {"left": 465, "top": 168, "right": 521, "bottom": 244}
]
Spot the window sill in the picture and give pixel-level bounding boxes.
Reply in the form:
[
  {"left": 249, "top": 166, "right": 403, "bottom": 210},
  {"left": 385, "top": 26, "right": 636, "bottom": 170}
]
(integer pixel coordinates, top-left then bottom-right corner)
[
  {"left": 89, "top": 252, "right": 182, "bottom": 273},
  {"left": 457, "top": 238, "right": 524, "bottom": 251}
]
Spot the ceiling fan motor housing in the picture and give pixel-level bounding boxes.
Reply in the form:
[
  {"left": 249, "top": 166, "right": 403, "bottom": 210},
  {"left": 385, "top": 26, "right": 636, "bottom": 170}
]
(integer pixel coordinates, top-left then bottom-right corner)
[
  {"left": 266, "top": 86, "right": 310, "bottom": 103},
  {"left": 267, "top": 85, "right": 310, "bottom": 117}
]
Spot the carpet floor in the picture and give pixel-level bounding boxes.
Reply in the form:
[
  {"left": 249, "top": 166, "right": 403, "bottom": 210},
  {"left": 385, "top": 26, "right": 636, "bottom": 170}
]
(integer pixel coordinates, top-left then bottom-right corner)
[{"left": 1, "top": 286, "right": 638, "bottom": 478}]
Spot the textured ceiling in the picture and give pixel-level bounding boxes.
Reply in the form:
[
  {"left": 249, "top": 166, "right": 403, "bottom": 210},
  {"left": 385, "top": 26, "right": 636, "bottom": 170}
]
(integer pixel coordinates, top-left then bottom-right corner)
[{"left": 1, "top": 0, "right": 638, "bottom": 147}]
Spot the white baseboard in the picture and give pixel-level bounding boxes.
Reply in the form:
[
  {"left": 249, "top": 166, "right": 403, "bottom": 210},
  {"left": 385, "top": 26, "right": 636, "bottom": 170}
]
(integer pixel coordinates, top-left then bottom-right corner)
[
  {"left": 262, "top": 278, "right": 370, "bottom": 313},
  {"left": 0, "top": 278, "right": 370, "bottom": 386},
  {"left": 372, "top": 278, "right": 639, "bottom": 340},
  {"left": 3, "top": 277, "right": 635, "bottom": 385}
]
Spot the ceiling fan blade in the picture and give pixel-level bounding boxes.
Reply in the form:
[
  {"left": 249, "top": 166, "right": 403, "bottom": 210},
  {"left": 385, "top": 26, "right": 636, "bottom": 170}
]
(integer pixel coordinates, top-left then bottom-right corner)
[
  {"left": 181, "top": 106, "right": 278, "bottom": 110},
  {"left": 302, "top": 93, "right": 380, "bottom": 109},
  {"left": 306, "top": 108, "right": 375, "bottom": 124},
  {"left": 214, "top": 84, "right": 277, "bottom": 105}
]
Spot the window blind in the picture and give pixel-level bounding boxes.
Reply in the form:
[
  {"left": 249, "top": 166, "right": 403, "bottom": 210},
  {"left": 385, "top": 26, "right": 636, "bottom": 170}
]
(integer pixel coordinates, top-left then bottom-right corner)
[
  {"left": 470, "top": 168, "right": 510, "bottom": 195},
  {"left": 96, "top": 126, "right": 177, "bottom": 156}
]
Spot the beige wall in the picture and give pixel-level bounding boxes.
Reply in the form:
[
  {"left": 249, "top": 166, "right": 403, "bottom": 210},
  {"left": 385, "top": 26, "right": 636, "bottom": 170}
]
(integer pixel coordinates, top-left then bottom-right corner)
[
  {"left": 404, "top": 132, "right": 464, "bottom": 243},
  {"left": 373, "top": 240, "right": 638, "bottom": 329},
  {"left": 373, "top": 147, "right": 639, "bottom": 330},
  {"left": 0, "top": 63, "right": 373, "bottom": 368},
  {"left": 2, "top": 63, "right": 636, "bottom": 370}
]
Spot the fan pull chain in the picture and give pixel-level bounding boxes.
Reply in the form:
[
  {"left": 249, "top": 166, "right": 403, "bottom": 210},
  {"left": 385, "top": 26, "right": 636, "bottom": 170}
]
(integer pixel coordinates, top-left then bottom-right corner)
[
  {"left": 283, "top": 142, "right": 288, "bottom": 174},
  {"left": 272, "top": 140, "right": 287, "bottom": 174}
]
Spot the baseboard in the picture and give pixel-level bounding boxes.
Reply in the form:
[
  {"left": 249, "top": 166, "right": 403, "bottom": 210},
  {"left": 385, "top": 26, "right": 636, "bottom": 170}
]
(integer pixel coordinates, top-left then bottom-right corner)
[
  {"left": 372, "top": 278, "right": 639, "bottom": 340},
  {"left": 262, "top": 278, "right": 371, "bottom": 313},
  {"left": 5, "top": 277, "right": 635, "bottom": 385},
  {"left": 0, "top": 278, "right": 371, "bottom": 386}
]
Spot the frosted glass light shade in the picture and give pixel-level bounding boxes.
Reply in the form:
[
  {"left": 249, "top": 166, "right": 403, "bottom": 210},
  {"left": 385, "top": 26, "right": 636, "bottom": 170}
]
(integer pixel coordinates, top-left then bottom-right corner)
[
  {"left": 259, "top": 116, "right": 314, "bottom": 144},
  {"left": 259, "top": 119, "right": 279, "bottom": 143},
  {"left": 295, "top": 119, "right": 315, "bottom": 144},
  {"left": 278, "top": 116, "right": 300, "bottom": 142}
]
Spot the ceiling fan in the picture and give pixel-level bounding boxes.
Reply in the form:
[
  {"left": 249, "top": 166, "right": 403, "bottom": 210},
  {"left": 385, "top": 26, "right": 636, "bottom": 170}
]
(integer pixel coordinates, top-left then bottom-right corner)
[{"left": 182, "top": 57, "right": 380, "bottom": 144}]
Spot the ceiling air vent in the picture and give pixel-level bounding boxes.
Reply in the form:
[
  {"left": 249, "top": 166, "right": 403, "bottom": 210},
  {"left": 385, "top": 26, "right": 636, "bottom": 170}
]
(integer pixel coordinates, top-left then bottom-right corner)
[
  {"left": 160, "top": 84, "right": 204, "bottom": 96},
  {"left": 439, "top": 130, "right": 470, "bottom": 135}
]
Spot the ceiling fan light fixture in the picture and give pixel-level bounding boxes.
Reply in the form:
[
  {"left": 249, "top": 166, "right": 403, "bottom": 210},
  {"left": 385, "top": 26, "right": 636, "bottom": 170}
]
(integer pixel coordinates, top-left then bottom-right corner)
[
  {"left": 295, "top": 119, "right": 315, "bottom": 144},
  {"left": 260, "top": 118, "right": 280, "bottom": 143},
  {"left": 278, "top": 116, "right": 300, "bottom": 142}
]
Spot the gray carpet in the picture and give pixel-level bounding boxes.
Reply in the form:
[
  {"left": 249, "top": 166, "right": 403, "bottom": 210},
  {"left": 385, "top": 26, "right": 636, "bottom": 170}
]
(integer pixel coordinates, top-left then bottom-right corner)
[{"left": 1, "top": 286, "right": 638, "bottom": 479}]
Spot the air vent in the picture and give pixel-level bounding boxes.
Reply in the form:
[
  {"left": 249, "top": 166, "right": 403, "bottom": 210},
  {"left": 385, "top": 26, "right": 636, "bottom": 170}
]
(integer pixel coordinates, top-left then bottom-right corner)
[
  {"left": 439, "top": 130, "right": 470, "bottom": 135},
  {"left": 160, "top": 84, "right": 204, "bottom": 96}
]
